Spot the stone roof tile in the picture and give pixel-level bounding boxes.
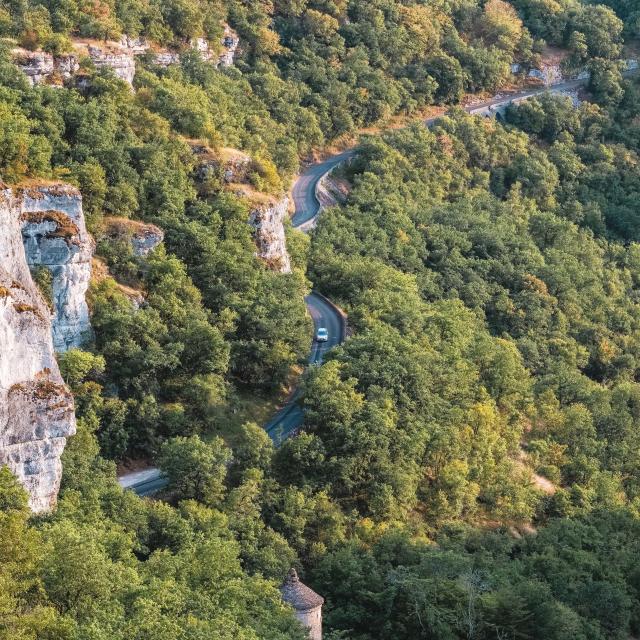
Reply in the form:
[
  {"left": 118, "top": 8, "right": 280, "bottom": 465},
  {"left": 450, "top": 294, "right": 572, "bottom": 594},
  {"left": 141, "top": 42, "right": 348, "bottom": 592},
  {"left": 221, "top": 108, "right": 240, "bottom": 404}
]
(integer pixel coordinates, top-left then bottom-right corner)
[{"left": 280, "top": 568, "right": 324, "bottom": 611}]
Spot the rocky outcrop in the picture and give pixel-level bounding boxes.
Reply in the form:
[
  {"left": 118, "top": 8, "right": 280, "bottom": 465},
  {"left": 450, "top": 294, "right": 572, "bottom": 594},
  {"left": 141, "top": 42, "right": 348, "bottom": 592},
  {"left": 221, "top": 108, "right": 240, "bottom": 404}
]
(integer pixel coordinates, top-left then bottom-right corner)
[
  {"left": 102, "top": 217, "right": 164, "bottom": 256},
  {"left": 189, "top": 27, "right": 239, "bottom": 67},
  {"left": 470, "top": 83, "right": 583, "bottom": 119},
  {"left": 189, "top": 142, "right": 290, "bottom": 273},
  {"left": 55, "top": 54, "right": 80, "bottom": 78},
  {"left": 192, "top": 145, "right": 251, "bottom": 185},
  {"left": 19, "top": 184, "right": 94, "bottom": 352},
  {"left": 191, "top": 37, "right": 214, "bottom": 62},
  {"left": 104, "top": 26, "right": 239, "bottom": 80},
  {"left": 248, "top": 196, "right": 292, "bottom": 273},
  {"left": 119, "top": 35, "right": 150, "bottom": 55},
  {"left": 316, "top": 171, "right": 350, "bottom": 210},
  {"left": 0, "top": 185, "right": 76, "bottom": 512},
  {"left": 130, "top": 223, "right": 164, "bottom": 256},
  {"left": 511, "top": 61, "right": 584, "bottom": 86},
  {"left": 13, "top": 49, "right": 79, "bottom": 86},
  {"left": 87, "top": 44, "right": 136, "bottom": 85},
  {"left": 512, "top": 57, "right": 639, "bottom": 87},
  {"left": 153, "top": 51, "right": 181, "bottom": 67},
  {"left": 507, "top": 46, "right": 639, "bottom": 87},
  {"left": 528, "top": 65, "right": 563, "bottom": 85},
  {"left": 14, "top": 42, "right": 134, "bottom": 86},
  {"left": 154, "top": 26, "right": 239, "bottom": 69},
  {"left": 218, "top": 26, "right": 239, "bottom": 67},
  {"left": 14, "top": 50, "right": 53, "bottom": 85},
  {"left": 14, "top": 23, "right": 238, "bottom": 86}
]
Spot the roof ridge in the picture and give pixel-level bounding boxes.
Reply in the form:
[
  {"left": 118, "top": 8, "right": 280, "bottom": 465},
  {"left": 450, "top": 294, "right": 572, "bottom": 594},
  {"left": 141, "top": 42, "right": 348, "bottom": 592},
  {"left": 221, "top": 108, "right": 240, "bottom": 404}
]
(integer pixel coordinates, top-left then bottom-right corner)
[{"left": 280, "top": 568, "right": 324, "bottom": 611}]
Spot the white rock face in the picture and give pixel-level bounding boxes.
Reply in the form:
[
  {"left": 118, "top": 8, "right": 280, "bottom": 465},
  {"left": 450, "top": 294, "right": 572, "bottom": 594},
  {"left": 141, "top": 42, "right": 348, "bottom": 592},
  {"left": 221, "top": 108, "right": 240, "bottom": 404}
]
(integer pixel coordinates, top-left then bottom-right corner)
[
  {"left": 14, "top": 50, "right": 54, "bottom": 85},
  {"left": 13, "top": 50, "right": 80, "bottom": 86},
  {"left": 153, "top": 51, "right": 181, "bottom": 67},
  {"left": 190, "top": 27, "right": 239, "bottom": 67},
  {"left": 248, "top": 196, "right": 292, "bottom": 273},
  {"left": 19, "top": 184, "right": 94, "bottom": 352},
  {"left": 130, "top": 223, "right": 164, "bottom": 256},
  {"left": 14, "top": 23, "right": 238, "bottom": 86},
  {"left": 0, "top": 186, "right": 77, "bottom": 512},
  {"left": 528, "top": 65, "right": 564, "bottom": 86},
  {"left": 119, "top": 35, "right": 150, "bottom": 55},
  {"left": 155, "top": 26, "right": 239, "bottom": 68},
  {"left": 218, "top": 26, "right": 239, "bottom": 67},
  {"left": 88, "top": 45, "right": 136, "bottom": 85},
  {"left": 55, "top": 54, "right": 80, "bottom": 78},
  {"left": 316, "top": 171, "right": 349, "bottom": 210},
  {"left": 192, "top": 37, "right": 214, "bottom": 61}
]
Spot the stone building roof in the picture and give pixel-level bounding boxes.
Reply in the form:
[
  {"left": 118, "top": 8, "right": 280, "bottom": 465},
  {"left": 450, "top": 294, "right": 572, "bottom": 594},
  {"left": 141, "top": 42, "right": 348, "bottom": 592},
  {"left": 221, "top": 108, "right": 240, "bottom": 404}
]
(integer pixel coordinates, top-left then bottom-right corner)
[{"left": 280, "top": 568, "right": 324, "bottom": 611}]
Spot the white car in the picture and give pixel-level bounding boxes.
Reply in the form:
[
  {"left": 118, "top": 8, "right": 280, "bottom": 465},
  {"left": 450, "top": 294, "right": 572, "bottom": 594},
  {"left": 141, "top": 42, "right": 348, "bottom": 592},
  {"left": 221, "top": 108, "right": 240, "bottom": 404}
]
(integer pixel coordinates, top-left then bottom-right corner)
[{"left": 316, "top": 327, "right": 329, "bottom": 342}]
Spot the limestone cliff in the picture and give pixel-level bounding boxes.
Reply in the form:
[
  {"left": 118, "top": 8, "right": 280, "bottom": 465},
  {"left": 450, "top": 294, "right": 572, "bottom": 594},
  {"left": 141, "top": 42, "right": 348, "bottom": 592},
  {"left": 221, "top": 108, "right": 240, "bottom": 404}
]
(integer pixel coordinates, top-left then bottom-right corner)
[
  {"left": 218, "top": 26, "right": 240, "bottom": 67},
  {"left": 87, "top": 44, "right": 136, "bottom": 85},
  {"left": 316, "top": 171, "right": 350, "bottom": 211},
  {"left": 20, "top": 184, "right": 94, "bottom": 351},
  {"left": 13, "top": 48, "right": 79, "bottom": 86},
  {"left": 188, "top": 27, "right": 239, "bottom": 67},
  {"left": 0, "top": 185, "right": 77, "bottom": 512},
  {"left": 155, "top": 28, "right": 239, "bottom": 69},
  {"left": 248, "top": 196, "right": 292, "bottom": 274},
  {"left": 14, "top": 23, "right": 238, "bottom": 87},
  {"left": 189, "top": 143, "right": 291, "bottom": 273}
]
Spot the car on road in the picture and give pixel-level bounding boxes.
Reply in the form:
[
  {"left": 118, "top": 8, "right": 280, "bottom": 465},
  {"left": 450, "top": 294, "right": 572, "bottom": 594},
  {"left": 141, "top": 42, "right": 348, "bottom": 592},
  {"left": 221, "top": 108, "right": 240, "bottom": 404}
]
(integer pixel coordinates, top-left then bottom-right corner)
[{"left": 316, "top": 327, "right": 329, "bottom": 342}]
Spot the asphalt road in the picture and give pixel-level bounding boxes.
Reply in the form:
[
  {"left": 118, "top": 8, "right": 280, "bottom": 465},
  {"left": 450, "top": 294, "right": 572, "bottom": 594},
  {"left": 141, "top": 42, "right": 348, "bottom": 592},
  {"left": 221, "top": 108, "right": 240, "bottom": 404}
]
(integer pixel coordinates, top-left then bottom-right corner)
[
  {"left": 264, "top": 291, "right": 346, "bottom": 444},
  {"left": 292, "top": 149, "right": 357, "bottom": 228},
  {"left": 118, "top": 467, "right": 168, "bottom": 496},
  {"left": 119, "top": 72, "right": 616, "bottom": 495},
  {"left": 460, "top": 77, "right": 589, "bottom": 114},
  {"left": 119, "top": 155, "right": 347, "bottom": 494},
  {"left": 289, "top": 76, "right": 597, "bottom": 229}
]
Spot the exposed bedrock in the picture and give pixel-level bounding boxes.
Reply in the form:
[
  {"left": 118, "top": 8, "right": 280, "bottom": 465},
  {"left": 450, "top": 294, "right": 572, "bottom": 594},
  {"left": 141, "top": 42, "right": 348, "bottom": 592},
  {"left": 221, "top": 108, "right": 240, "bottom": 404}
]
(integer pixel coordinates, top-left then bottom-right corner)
[
  {"left": 20, "top": 184, "right": 94, "bottom": 352},
  {"left": 14, "top": 23, "right": 239, "bottom": 87},
  {"left": 0, "top": 185, "right": 78, "bottom": 512},
  {"left": 13, "top": 49, "right": 79, "bottom": 86},
  {"left": 87, "top": 45, "right": 136, "bottom": 85},
  {"left": 218, "top": 26, "right": 240, "bottom": 67},
  {"left": 248, "top": 196, "right": 292, "bottom": 274},
  {"left": 101, "top": 216, "right": 164, "bottom": 257}
]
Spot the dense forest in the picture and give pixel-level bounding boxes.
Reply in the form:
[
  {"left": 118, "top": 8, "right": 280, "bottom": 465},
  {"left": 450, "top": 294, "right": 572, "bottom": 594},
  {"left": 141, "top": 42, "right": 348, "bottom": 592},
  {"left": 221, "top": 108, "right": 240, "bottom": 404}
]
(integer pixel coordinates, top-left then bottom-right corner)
[{"left": 3, "top": 0, "right": 640, "bottom": 638}]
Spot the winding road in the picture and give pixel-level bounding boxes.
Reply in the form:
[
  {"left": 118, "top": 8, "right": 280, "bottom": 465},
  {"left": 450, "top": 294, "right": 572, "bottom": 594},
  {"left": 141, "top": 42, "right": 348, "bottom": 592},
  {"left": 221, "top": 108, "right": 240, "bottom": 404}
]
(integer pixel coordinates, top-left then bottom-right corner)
[
  {"left": 292, "top": 149, "right": 357, "bottom": 229},
  {"left": 119, "top": 156, "right": 348, "bottom": 494},
  {"left": 265, "top": 291, "right": 346, "bottom": 444},
  {"left": 119, "top": 71, "right": 621, "bottom": 495}
]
